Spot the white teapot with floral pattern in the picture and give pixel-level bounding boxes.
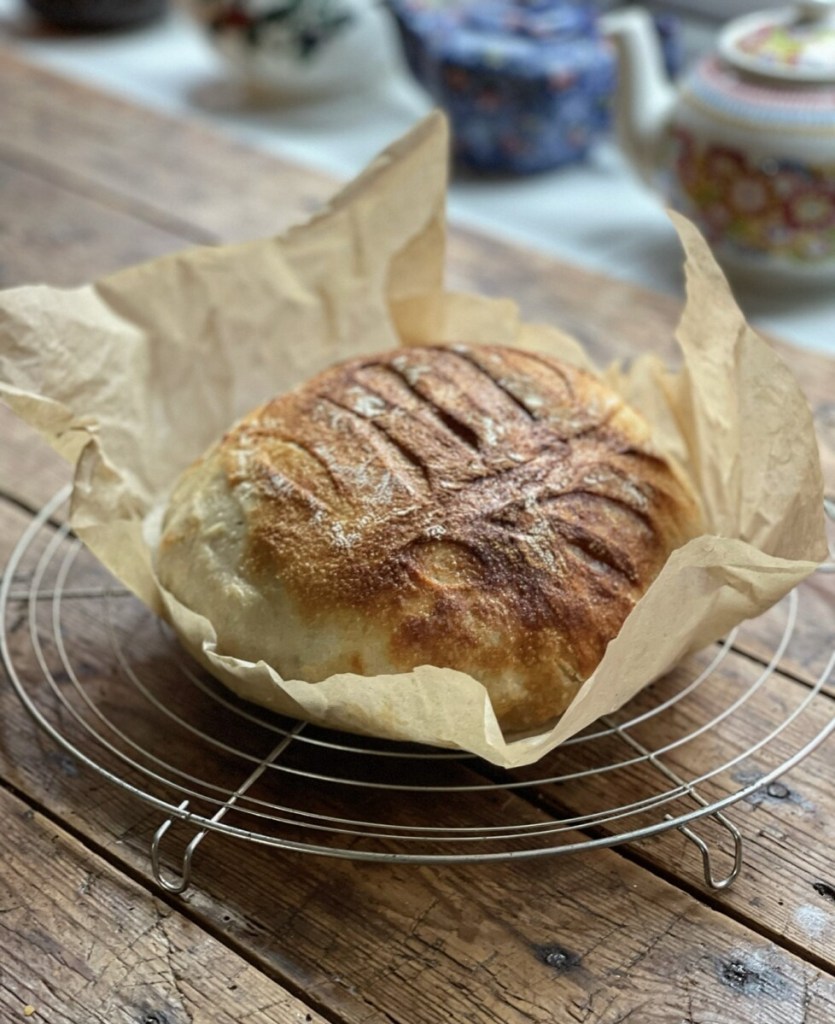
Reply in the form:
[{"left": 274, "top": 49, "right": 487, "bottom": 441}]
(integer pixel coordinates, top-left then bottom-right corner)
[{"left": 602, "top": 1, "right": 835, "bottom": 281}]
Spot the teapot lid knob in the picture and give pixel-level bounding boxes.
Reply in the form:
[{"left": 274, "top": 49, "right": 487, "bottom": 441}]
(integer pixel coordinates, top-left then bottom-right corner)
[{"left": 719, "top": 0, "right": 835, "bottom": 82}]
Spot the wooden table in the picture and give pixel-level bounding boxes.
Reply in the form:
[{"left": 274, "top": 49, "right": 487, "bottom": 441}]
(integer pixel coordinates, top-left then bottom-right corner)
[{"left": 2, "top": 47, "right": 835, "bottom": 1024}]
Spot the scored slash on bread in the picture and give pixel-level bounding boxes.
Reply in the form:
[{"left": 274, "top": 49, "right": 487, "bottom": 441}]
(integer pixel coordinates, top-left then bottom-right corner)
[{"left": 157, "top": 344, "right": 701, "bottom": 735}]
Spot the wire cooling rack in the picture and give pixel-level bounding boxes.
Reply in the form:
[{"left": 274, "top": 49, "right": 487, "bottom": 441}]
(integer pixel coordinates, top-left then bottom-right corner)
[{"left": 2, "top": 486, "right": 834, "bottom": 895}]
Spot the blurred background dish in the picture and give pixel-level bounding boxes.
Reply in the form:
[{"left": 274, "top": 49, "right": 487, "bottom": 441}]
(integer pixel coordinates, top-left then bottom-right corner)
[
  {"left": 23, "top": 0, "right": 167, "bottom": 30},
  {"left": 604, "top": 1, "right": 835, "bottom": 283},
  {"left": 182, "top": 0, "right": 395, "bottom": 99}
]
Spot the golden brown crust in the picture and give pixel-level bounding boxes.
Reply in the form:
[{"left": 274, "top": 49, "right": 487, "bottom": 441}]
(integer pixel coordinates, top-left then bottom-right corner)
[{"left": 158, "top": 344, "right": 701, "bottom": 734}]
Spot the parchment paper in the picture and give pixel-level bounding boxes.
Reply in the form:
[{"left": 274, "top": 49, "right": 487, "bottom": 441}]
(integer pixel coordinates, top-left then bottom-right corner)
[{"left": 0, "top": 113, "right": 827, "bottom": 768}]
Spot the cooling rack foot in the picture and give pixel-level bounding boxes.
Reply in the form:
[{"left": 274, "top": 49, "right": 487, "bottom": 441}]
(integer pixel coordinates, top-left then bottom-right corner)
[
  {"left": 151, "top": 800, "right": 207, "bottom": 895},
  {"left": 676, "top": 811, "right": 744, "bottom": 891}
]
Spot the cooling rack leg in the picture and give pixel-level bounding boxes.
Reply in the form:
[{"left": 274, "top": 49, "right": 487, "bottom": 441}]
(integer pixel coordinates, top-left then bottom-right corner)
[
  {"left": 148, "top": 723, "right": 307, "bottom": 894},
  {"left": 151, "top": 800, "right": 208, "bottom": 894},
  {"left": 611, "top": 719, "right": 746, "bottom": 893},
  {"left": 675, "top": 811, "right": 744, "bottom": 891}
]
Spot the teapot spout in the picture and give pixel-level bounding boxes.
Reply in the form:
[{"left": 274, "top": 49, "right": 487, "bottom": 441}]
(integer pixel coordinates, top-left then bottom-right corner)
[{"left": 600, "top": 7, "right": 677, "bottom": 187}]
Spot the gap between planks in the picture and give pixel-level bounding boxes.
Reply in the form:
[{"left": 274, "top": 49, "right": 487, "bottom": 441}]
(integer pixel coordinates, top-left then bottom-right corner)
[
  {"left": 0, "top": 772, "right": 355, "bottom": 1024},
  {"left": 0, "top": 137, "right": 221, "bottom": 249},
  {"left": 580, "top": 817, "right": 835, "bottom": 980},
  {"left": 718, "top": 641, "right": 835, "bottom": 699},
  {"left": 0, "top": 485, "right": 67, "bottom": 533}
]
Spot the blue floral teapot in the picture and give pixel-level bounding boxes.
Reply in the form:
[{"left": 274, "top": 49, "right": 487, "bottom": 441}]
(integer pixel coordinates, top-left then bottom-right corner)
[{"left": 388, "top": 0, "right": 618, "bottom": 173}]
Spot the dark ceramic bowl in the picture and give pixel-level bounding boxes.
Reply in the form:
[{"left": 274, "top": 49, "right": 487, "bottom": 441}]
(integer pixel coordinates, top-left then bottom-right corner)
[{"left": 25, "top": 0, "right": 167, "bottom": 30}]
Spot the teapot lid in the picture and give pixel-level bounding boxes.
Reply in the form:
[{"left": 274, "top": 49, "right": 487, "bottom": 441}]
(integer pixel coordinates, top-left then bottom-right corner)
[{"left": 719, "top": 1, "right": 835, "bottom": 82}]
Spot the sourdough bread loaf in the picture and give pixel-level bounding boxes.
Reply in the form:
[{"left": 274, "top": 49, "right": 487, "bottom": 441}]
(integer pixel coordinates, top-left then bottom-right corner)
[{"left": 157, "top": 343, "right": 701, "bottom": 733}]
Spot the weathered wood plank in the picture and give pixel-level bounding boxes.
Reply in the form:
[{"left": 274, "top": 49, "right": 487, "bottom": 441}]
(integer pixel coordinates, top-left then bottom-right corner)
[
  {"left": 0, "top": 785, "right": 328, "bottom": 1024},
  {"left": 0, "top": 406, "right": 70, "bottom": 514},
  {"left": 0, "top": 46, "right": 335, "bottom": 246},
  {"left": 2, "top": 497, "right": 835, "bottom": 1024},
  {"left": 509, "top": 641, "right": 835, "bottom": 965},
  {"left": 3, "top": 488, "right": 833, "bottom": 970},
  {"left": 0, "top": 156, "right": 197, "bottom": 290}
]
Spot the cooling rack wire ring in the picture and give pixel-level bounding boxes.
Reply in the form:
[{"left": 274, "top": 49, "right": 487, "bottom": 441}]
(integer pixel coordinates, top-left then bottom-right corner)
[{"left": 1, "top": 486, "right": 834, "bottom": 896}]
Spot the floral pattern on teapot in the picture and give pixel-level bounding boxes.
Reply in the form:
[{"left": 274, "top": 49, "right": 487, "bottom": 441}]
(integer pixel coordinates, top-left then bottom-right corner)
[
  {"left": 603, "top": 3, "right": 835, "bottom": 279},
  {"left": 669, "top": 128, "right": 835, "bottom": 262}
]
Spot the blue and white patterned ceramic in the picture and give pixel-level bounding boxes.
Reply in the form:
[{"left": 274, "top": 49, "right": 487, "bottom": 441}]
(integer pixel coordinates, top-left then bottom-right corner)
[{"left": 388, "top": 0, "right": 618, "bottom": 174}]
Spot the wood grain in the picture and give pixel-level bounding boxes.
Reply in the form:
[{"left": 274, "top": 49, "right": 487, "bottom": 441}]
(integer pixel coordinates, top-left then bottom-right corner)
[
  {"left": 0, "top": 785, "right": 327, "bottom": 1024},
  {"left": 516, "top": 646, "right": 835, "bottom": 967},
  {"left": 0, "top": 47, "right": 335, "bottom": 246},
  {"left": 0, "top": 408, "right": 69, "bottom": 516},
  {"left": 2, "top": 497, "right": 835, "bottom": 1023},
  {"left": 0, "top": 158, "right": 191, "bottom": 290},
  {"left": 1, "top": 667, "right": 833, "bottom": 1024}
]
